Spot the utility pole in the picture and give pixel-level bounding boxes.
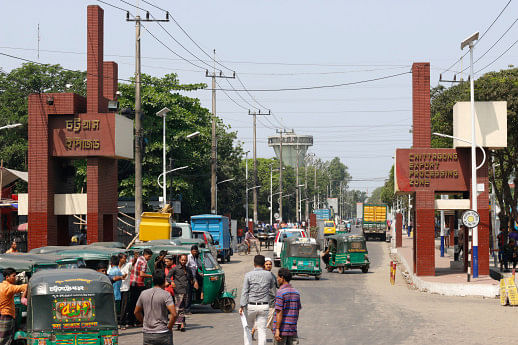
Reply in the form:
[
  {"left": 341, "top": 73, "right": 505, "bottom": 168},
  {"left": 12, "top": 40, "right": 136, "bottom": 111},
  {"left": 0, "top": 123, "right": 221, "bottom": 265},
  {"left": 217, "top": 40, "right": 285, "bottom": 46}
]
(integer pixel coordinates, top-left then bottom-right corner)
[
  {"left": 126, "top": 11, "right": 169, "bottom": 231},
  {"left": 206, "top": 51, "right": 235, "bottom": 214},
  {"left": 295, "top": 146, "right": 301, "bottom": 224},
  {"left": 245, "top": 152, "right": 249, "bottom": 230},
  {"left": 249, "top": 110, "right": 270, "bottom": 224},
  {"left": 276, "top": 129, "right": 293, "bottom": 223}
]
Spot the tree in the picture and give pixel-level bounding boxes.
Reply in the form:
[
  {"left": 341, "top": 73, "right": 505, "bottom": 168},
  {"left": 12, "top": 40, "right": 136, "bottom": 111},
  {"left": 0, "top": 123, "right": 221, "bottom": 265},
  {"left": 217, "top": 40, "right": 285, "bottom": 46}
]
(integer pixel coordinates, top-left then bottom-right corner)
[
  {"left": 368, "top": 187, "right": 383, "bottom": 204},
  {"left": 430, "top": 67, "right": 518, "bottom": 228}
]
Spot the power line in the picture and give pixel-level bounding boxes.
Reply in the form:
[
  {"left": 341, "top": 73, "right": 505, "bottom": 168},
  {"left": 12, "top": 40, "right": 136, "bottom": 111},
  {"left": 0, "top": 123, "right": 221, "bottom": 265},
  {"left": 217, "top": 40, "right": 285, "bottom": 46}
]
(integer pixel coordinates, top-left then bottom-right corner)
[
  {"left": 460, "top": 14, "right": 518, "bottom": 74},
  {"left": 206, "top": 71, "right": 411, "bottom": 92},
  {"left": 440, "top": 0, "right": 512, "bottom": 74},
  {"left": 140, "top": 23, "right": 207, "bottom": 70},
  {"left": 96, "top": 0, "right": 130, "bottom": 13},
  {"left": 140, "top": 0, "right": 235, "bottom": 73},
  {"left": 476, "top": 36, "right": 518, "bottom": 73}
]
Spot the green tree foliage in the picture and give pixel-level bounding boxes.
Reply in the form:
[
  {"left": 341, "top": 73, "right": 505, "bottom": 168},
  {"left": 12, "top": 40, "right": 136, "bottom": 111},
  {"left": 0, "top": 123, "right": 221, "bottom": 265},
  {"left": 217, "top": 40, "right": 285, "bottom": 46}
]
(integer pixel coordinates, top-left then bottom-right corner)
[
  {"left": 430, "top": 68, "right": 518, "bottom": 227},
  {"left": 368, "top": 186, "right": 383, "bottom": 204},
  {"left": 380, "top": 166, "right": 395, "bottom": 205}
]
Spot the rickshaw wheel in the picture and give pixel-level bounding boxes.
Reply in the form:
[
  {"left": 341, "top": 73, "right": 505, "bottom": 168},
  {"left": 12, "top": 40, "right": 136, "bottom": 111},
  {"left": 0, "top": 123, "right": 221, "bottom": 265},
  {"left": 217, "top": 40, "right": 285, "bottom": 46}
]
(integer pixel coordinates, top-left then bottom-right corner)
[
  {"left": 326, "top": 267, "right": 334, "bottom": 273},
  {"left": 362, "top": 267, "right": 369, "bottom": 273},
  {"left": 337, "top": 266, "right": 345, "bottom": 274},
  {"left": 219, "top": 297, "right": 235, "bottom": 313},
  {"left": 211, "top": 300, "right": 220, "bottom": 309},
  {"left": 315, "top": 275, "right": 321, "bottom": 280}
]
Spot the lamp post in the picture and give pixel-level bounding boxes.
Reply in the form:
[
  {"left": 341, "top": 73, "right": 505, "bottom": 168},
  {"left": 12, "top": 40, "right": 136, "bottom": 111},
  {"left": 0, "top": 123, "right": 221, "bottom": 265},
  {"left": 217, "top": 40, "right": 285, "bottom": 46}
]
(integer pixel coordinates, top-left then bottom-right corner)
[
  {"left": 0, "top": 123, "right": 22, "bottom": 131},
  {"left": 156, "top": 108, "right": 170, "bottom": 207},
  {"left": 216, "top": 178, "right": 234, "bottom": 214},
  {"left": 461, "top": 31, "right": 480, "bottom": 278},
  {"left": 157, "top": 166, "right": 189, "bottom": 201}
]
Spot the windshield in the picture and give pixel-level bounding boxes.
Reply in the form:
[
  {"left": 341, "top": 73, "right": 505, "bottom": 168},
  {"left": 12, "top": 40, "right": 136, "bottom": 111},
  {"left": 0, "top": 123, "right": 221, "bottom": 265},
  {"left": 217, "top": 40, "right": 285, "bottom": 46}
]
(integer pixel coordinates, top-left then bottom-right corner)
[
  {"left": 281, "top": 232, "right": 301, "bottom": 242},
  {"left": 349, "top": 240, "right": 366, "bottom": 252},
  {"left": 288, "top": 243, "right": 318, "bottom": 257},
  {"left": 325, "top": 222, "right": 335, "bottom": 227},
  {"left": 171, "top": 226, "right": 182, "bottom": 238},
  {"left": 203, "top": 252, "right": 220, "bottom": 271}
]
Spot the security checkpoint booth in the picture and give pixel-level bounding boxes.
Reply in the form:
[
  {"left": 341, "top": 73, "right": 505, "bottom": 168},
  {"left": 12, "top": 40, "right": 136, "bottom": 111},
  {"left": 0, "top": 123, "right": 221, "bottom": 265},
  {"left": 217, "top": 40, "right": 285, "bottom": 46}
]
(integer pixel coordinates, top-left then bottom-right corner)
[{"left": 393, "top": 63, "right": 507, "bottom": 277}]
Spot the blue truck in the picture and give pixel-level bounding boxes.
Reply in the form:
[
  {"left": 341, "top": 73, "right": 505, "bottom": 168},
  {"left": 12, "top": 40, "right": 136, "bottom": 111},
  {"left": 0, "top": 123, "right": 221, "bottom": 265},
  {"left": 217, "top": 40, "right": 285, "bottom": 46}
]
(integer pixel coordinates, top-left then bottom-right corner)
[{"left": 190, "top": 214, "right": 232, "bottom": 263}]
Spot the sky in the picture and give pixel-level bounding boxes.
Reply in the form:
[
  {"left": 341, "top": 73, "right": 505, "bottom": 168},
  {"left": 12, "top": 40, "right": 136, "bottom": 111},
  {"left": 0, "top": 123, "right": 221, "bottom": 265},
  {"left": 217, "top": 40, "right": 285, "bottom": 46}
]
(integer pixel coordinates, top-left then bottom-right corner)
[{"left": 1, "top": 0, "right": 517, "bottom": 194}]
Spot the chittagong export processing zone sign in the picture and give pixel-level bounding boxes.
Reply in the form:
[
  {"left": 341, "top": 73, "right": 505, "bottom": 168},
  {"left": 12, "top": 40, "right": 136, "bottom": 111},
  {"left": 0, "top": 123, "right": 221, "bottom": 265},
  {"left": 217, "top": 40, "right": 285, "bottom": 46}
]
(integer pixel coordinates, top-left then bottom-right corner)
[{"left": 394, "top": 148, "right": 469, "bottom": 192}]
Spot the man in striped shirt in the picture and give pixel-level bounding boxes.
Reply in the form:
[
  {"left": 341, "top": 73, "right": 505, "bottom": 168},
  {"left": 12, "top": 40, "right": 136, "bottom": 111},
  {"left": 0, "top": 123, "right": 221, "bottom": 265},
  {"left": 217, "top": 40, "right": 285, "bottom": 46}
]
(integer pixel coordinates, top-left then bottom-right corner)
[{"left": 273, "top": 268, "right": 301, "bottom": 345}]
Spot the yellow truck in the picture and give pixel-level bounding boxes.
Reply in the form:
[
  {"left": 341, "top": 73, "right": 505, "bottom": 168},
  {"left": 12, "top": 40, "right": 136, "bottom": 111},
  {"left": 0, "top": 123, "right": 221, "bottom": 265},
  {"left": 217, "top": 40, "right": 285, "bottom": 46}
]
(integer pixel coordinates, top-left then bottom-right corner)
[
  {"left": 362, "top": 204, "right": 388, "bottom": 241},
  {"left": 139, "top": 212, "right": 172, "bottom": 242}
]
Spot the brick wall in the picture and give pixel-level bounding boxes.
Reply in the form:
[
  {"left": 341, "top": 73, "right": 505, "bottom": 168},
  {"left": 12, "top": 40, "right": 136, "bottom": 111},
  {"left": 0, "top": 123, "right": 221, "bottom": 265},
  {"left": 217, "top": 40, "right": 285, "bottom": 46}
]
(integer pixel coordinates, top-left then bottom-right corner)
[
  {"left": 87, "top": 5, "right": 105, "bottom": 114},
  {"left": 412, "top": 63, "right": 431, "bottom": 148},
  {"left": 415, "top": 191, "right": 435, "bottom": 276}
]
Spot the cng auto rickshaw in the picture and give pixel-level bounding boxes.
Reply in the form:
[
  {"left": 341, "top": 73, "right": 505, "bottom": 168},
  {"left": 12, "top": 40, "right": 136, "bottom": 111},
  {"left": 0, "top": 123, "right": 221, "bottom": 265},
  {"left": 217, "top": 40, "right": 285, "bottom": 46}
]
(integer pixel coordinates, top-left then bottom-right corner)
[
  {"left": 325, "top": 234, "right": 370, "bottom": 273},
  {"left": 15, "top": 269, "right": 118, "bottom": 345},
  {"left": 280, "top": 237, "right": 322, "bottom": 280},
  {"left": 132, "top": 244, "right": 237, "bottom": 312}
]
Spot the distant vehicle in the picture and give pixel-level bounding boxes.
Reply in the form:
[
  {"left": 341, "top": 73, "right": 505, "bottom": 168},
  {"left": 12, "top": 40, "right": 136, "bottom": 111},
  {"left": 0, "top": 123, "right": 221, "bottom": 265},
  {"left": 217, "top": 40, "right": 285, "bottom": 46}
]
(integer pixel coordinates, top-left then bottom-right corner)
[
  {"left": 171, "top": 222, "right": 193, "bottom": 240},
  {"left": 323, "top": 220, "right": 337, "bottom": 235},
  {"left": 362, "top": 204, "right": 388, "bottom": 241},
  {"left": 191, "top": 215, "right": 232, "bottom": 263},
  {"left": 273, "top": 228, "right": 307, "bottom": 267},
  {"left": 192, "top": 230, "right": 219, "bottom": 261}
]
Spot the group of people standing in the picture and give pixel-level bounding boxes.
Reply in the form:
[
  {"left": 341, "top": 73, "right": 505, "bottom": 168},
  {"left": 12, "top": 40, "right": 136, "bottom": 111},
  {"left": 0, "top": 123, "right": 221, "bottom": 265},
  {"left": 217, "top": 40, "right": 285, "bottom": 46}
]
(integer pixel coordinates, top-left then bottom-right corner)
[
  {"left": 102, "top": 245, "right": 202, "bottom": 345},
  {"left": 497, "top": 228, "right": 518, "bottom": 271},
  {"left": 240, "top": 255, "right": 302, "bottom": 345}
]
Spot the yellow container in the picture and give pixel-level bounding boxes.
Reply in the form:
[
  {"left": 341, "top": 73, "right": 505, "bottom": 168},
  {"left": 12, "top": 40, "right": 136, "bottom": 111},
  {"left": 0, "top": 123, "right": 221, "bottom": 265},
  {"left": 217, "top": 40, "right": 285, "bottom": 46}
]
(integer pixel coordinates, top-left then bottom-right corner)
[{"left": 138, "top": 212, "right": 171, "bottom": 241}]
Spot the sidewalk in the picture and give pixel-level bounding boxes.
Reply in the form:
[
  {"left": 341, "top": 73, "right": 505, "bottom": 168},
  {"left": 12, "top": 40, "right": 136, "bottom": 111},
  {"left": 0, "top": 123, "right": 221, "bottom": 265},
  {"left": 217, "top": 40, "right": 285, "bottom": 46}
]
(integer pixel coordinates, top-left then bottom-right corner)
[{"left": 392, "top": 235, "right": 500, "bottom": 298}]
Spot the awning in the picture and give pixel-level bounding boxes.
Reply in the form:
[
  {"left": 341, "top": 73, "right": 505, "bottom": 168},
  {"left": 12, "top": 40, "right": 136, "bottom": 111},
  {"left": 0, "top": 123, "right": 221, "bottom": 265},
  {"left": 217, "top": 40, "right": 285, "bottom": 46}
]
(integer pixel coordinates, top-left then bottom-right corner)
[{"left": 0, "top": 167, "right": 28, "bottom": 189}]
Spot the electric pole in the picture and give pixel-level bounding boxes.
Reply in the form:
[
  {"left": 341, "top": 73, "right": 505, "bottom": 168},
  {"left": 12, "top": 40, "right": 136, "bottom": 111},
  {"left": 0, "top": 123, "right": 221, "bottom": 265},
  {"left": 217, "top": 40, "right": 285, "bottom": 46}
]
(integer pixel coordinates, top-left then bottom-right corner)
[
  {"left": 205, "top": 51, "right": 235, "bottom": 214},
  {"left": 126, "top": 11, "right": 169, "bottom": 231},
  {"left": 249, "top": 110, "right": 270, "bottom": 224}
]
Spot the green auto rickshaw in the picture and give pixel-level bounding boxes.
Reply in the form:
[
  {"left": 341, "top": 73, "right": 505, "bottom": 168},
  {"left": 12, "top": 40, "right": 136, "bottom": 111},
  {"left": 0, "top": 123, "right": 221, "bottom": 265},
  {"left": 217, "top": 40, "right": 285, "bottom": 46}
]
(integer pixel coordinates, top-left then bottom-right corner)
[
  {"left": 326, "top": 234, "right": 369, "bottom": 273},
  {"left": 132, "top": 244, "right": 236, "bottom": 313},
  {"left": 280, "top": 237, "right": 322, "bottom": 280},
  {"left": 15, "top": 269, "right": 118, "bottom": 345},
  {"left": 54, "top": 247, "right": 126, "bottom": 270}
]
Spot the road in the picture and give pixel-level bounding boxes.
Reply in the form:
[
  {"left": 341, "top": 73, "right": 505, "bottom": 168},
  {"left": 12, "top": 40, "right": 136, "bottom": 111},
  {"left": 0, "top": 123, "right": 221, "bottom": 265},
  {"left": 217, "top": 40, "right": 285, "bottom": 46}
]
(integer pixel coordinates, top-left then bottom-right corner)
[{"left": 120, "top": 235, "right": 517, "bottom": 344}]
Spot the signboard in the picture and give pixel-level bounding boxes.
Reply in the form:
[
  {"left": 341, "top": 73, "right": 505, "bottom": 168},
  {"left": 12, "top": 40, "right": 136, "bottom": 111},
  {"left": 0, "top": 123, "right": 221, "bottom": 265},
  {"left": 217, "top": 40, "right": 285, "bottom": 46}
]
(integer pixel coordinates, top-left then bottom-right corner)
[
  {"left": 462, "top": 210, "right": 480, "bottom": 228},
  {"left": 49, "top": 113, "right": 133, "bottom": 159},
  {"left": 395, "top": 148, "right": 469, "bottom": 192}
]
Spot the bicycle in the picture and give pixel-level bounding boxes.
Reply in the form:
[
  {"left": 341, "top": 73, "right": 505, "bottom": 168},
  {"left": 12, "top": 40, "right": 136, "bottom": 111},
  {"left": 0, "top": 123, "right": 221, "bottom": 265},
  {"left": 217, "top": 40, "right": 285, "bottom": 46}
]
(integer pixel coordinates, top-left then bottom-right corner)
[{"left": 237, "top": 243, "right": 249, "bottom": 255}]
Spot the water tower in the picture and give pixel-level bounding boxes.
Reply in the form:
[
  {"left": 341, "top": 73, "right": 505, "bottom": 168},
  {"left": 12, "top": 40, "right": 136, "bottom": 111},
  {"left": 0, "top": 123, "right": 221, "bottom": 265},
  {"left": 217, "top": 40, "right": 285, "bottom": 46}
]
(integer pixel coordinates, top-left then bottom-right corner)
[{"left": 268, "top": 133, "right": 313, "bottom": 167}]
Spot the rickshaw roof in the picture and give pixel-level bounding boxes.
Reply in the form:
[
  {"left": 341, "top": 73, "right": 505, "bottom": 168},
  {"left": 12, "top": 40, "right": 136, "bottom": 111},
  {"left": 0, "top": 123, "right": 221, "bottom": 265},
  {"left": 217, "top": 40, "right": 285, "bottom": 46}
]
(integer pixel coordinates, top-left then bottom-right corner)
[
  {"left": 29, "top": 269, "right": 113, "bottom": 295},
  {"left": 346, "top": 235, "right": 366, "bottom": 242},
  {"left": 172, "top": 238, "right": 205, "bottom": 246},
  {"left": 29, "top": 246, "right": 70, "bottom": 254},
  {"left": 88, "top": 241, "right": 125, "bottom": 249},
  {"left": 326, "top": 234, "right": 351, "bottom": 242},
  {"left": 130, "top": 244, "right": 192, "bottom": 255},
  {"left": 284, "top": 237, "right": 318, "bottom": 247},
  {"left": 55, "top": 247, "right": 125, "bottom": 260},
  {"left": 0, "top": 253, "right": 62, "bottom": 270}
]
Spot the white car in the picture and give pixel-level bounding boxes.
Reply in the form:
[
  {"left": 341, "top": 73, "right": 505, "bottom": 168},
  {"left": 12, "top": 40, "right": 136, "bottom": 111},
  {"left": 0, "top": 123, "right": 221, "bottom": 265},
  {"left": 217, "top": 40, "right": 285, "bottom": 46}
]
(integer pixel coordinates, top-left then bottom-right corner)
[{"left": 273, "top": 229, "right": 308, "bottom": 267}]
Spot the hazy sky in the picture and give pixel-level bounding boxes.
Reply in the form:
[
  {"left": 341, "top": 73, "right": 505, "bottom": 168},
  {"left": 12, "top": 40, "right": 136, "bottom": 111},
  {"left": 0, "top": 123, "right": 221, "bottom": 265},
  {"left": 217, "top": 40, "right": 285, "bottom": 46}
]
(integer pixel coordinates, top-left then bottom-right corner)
[{"left": 1, "top": 0, "right": 516, "bottom": 193}]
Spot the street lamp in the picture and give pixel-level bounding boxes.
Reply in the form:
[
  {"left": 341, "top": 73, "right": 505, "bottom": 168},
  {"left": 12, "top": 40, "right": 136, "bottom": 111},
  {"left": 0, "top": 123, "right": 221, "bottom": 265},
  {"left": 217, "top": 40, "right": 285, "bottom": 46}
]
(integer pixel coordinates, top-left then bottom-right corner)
[
  {"left": 216, "top": 178, "right": 234, "bottom": 214},
  {"left": 461, "top": 31, "right": 480, "bottom": 278},
  {"left": 432, "top": 133, "right": 486, "bottom": 169},
  {"left": 0, "top": 123, "right": 22, "bottom": 130},
  {"left": 157, "top": 166, "right": 189, "bottom": 206}
]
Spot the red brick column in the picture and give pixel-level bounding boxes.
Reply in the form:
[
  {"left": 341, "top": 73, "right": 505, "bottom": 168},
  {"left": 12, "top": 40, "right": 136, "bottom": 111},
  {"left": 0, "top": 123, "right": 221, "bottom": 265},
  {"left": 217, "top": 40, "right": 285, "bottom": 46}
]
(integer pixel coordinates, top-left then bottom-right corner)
[
  {"left": 396, "top": 212, "right": 402, "bottom": 248},
  {"left": 415, "top": 191, "right": 435, "bottom": 276},
  {"left": 474, "top": 153, "right": 490, "bottom": 275},
  {"left": 87, "top": 5, "right": 105, "bottom": 113},
  {"left": 412, "top": 63, "right": 431, "bottom": 148}
]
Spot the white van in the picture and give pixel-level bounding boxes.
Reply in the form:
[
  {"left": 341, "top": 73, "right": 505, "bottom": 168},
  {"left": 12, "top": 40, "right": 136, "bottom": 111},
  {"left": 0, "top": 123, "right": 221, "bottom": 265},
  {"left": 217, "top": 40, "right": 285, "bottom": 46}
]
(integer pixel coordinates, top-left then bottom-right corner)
[{"left": 273, "top": 228, "right": 307, "bottom": 267}]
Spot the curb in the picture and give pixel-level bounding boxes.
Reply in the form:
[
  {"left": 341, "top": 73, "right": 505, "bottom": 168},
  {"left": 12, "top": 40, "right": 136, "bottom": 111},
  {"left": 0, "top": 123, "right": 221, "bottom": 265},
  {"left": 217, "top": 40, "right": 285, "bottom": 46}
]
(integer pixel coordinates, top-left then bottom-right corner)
[{"left": 393, "top": 248, "right": 500, "bottom": 298}]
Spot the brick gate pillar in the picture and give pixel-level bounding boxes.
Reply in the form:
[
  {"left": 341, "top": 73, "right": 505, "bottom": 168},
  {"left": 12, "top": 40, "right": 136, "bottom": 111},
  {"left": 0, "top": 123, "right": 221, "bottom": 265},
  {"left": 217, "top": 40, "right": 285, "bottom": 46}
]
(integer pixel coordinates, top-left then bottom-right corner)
[
  {"left": 473, "top": 154, "right": 490, "bottom": 275},
  {"left": 415, "top": 191, "right": 435, "bottom": 276},
  {"left": 396, "top": 212, "right": 402, "bottom": 248}
]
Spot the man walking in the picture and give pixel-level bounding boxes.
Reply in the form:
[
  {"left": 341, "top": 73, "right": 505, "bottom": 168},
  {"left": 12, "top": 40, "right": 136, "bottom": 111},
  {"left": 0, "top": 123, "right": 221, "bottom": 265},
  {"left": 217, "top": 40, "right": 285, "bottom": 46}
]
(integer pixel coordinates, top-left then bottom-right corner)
[
  {"left": 135, "top": 270, "right": 176, "bottom": 345},
  {"left": 0, "top": 268, "right": 27, "bottom": 345},
  {"left": 186, "top": 245, "right": 201, "bottom": 311},
  {"left": 239, "top": 255, "right": 276, "bottom": 345},
  {"left": 167, "top": 254, "right": 196, "bottom": 331},
  {"left": 127, "top": 249, "right": 153, "bottom": 327},
  {"left": 273, "top": 268, "right": 301, "bottom": 345}
]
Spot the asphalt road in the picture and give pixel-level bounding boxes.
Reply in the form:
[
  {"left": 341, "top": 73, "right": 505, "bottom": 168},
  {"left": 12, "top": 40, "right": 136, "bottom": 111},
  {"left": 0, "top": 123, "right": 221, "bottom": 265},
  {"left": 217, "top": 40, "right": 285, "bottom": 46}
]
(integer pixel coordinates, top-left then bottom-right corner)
[{"left": 120, "top": 230, "right": 518, "bottom": 345}]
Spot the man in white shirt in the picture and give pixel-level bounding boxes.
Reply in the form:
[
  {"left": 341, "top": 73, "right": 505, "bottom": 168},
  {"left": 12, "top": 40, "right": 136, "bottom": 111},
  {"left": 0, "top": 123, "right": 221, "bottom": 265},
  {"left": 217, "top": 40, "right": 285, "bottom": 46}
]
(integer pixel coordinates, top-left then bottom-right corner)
[{"left": 119, "top": 253, "right": 132, "bottom": 329}]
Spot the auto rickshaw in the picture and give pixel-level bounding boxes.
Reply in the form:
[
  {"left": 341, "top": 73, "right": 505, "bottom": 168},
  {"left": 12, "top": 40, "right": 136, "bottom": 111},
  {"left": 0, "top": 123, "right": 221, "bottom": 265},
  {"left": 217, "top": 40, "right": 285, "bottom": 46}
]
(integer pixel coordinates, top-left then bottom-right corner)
[
  {"left": 15, "top": 269, "right": 118, "bottom": 345},
  {"left": 54, "top": 247, "right": 126, "bottom": 270},
  {"left": 131, "top": 244, "right": 237, "bottom": 312},
  {"left": 325, "top": 234, "right": 369, "bottom": 273},
  {"left": 280, "top": 237, "right": 322, "bottom": 280}
]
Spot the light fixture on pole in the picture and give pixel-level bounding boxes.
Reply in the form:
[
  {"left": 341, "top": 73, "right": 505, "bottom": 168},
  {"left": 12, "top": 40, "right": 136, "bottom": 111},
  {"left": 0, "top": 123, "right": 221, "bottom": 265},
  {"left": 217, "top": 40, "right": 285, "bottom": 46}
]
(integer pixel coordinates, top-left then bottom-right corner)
[
  {"left": 157, "top": 166, "right": 189, "bottom": 200},
  {"left": 156, "top": 107, "right": 171, "bottom": 207},
  {"left": 216, "top": 178, "right": 234, "bottom": 214},
  {"left": 0, "top": 123, "right": 22, "bottom": 131}
]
